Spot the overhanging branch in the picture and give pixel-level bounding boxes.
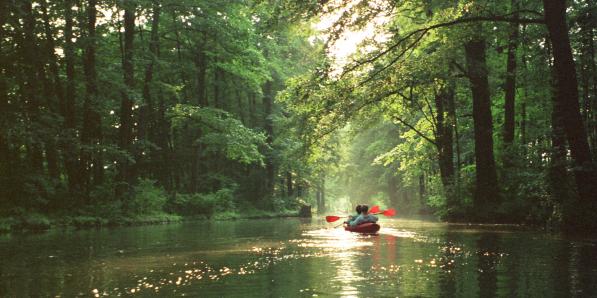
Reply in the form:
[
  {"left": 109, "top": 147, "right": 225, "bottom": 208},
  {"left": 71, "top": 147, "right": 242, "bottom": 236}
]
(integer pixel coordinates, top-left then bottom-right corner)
[
  {"left": 392, "top": 115, "right": 437, "bottom": 147},
  {"left": 341, "top": 14, "right": 545, "bottom": 80}
]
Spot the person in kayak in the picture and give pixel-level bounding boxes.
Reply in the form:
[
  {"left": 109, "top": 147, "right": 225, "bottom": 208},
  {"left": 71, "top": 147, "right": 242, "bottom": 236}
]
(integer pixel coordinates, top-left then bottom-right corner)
[
  {"left": 349, "top": 205, "right": 378, "bottom": 227},
  {"left": 344, "top": 205, "right": 362, "bottom": 224}
]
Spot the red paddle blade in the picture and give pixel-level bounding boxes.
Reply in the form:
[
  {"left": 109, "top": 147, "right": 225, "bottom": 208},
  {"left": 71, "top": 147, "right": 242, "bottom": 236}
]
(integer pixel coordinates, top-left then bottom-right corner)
[
  {"left": 382, "top": 208, "right": 396, "bottom": 217},
  {"left": 369, "top": 205, "right": 380, "bottom": 213},
  {"left": 326, "top": 216, "right": 341, "bottom": 223}
]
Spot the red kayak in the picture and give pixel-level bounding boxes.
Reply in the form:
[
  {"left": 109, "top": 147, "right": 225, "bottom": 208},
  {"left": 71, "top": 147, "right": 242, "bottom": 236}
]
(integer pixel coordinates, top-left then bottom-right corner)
[{"left": 344, "top": 222, "right": 380, "bottom": 233}]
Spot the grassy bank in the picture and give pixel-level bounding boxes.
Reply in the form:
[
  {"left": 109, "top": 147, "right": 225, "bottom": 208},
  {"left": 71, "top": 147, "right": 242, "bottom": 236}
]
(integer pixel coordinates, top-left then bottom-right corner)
[{"left": 0, "top": 209, "right": 301, "bottom": 234}]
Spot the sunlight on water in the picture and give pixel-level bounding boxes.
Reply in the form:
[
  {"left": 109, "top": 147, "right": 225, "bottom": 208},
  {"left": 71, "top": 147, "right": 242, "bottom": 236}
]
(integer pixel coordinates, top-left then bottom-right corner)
[
  {"left": 93, "top": 226, "right": 393, "bottom": 296},
  {"left": 1, "top": 219, "right": 596, "bottom": 297},
  {"left": 301, "top": 228, "right": 375, "bottom": 250},
  {"left": 378, "top": 227, "right": 417, "bottom": 239},
  {"left": 302, "top": 227, "right": 386, "bottom": 297}
]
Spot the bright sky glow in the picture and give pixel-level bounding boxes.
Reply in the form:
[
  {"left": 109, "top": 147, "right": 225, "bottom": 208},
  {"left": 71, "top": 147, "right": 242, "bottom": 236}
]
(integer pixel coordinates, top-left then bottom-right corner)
[{"left": 313, "top": 0, "right": 390, "bottom": 72}]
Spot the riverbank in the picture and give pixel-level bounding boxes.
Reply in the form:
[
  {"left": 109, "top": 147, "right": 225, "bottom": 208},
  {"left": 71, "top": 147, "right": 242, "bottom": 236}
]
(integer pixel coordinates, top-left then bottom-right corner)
[{"left": 0, "top": 209, "right": 301, "bottom": 234}]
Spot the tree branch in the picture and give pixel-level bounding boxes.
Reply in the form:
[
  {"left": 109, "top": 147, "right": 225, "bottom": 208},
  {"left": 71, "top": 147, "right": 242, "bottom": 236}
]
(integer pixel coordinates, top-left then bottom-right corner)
[
  {"left": 450, "top": 60, "right": 469, "bottom": 78},
  {"left": 341, "top": 14, "right": 545, "bottom": 80},
  {"left": 392, "top": 115, "right": 437, "bottom": 147},
  {"left": 422, "top": 94, "right": 437, "bottom": 135},
  {"left": 357, "top": 30, "right": 427, "bottom": 86}
]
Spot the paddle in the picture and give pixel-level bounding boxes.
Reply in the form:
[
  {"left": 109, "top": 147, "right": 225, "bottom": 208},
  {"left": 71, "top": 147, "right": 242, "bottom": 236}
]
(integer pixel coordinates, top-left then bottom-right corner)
[
  {"left": 325, "top": 207, "right": 396, "bottom": 223},
  {"left": 325, "top": 215, "right": 342, "bottom": 223},
  {"left": 369, "top": 205, "right": 380, "bottom": 214},
  {"left": 381, "top": 208, "right": 396, "bottom": 216}
]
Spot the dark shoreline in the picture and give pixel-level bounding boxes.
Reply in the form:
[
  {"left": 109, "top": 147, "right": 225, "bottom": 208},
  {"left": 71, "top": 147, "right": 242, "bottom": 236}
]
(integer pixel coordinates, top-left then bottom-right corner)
[{"left": 0, "top": 211, "right": 302, "bottom": 234}]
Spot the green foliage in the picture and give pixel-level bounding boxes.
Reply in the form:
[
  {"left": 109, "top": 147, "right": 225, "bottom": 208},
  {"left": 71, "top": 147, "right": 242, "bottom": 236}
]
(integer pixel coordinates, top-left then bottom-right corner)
[
  {"left": 20, "top": 213, "right": 51, "bottom": 231},
  {"left": 129, "top": 179, "right": 168, "bottom": 215},
  {"left": 1, "top": 0, "right": 595, "bottom": 231},
  {"left": 0, "top": 218, "right": 16, "bottom": 233},
  {"left": 169, "top": 187, "right": 236, "bottom": 217},
  {"left": 169, "top": 104, "right": 266, "bottom": 165}
]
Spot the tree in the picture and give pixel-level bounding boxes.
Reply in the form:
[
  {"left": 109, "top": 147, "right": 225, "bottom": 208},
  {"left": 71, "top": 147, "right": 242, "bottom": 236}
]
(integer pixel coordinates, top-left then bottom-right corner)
[
  {"left": 543, "top": 0, "right": 597, "bottom": 231},
  {"left": 117, "top": 0, "right": 137, "bottom": 196}
]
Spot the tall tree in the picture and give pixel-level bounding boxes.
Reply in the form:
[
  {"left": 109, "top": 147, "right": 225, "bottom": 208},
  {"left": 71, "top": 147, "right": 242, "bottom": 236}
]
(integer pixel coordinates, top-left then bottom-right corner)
[
  {"left": 38, "top": 0, "right": 62, "bottom": 180},
  {"left": 543, "top": 0, "right": 597, "bottom": 230},
  {"left": 262, "top": 79, "right": 275, "bottom": 202},
  {"left": 63, "top": 0, "right": 80, "bottom": 191},
  {"left": 20, "top": 0, "right": 44, "bottom": 174},
  {"left": 81, "top": 0, "right": 104, "bottom": 192},
  {"left": 195, "top": 33, "right": 208, "bottom": 107},
  {"left": 434, "top": 83, "right": 456, "bottom": 211},
  {"left": 118, "top": 0, "right": 137, "bottom": 195},
  {"left": 139, "top": 0, "right": 161, "bottom": 179},
  {"left": 0, "top": 0, "right": 10, "bottom": 195},
  {"left": 503, "top": 0, "right": 519, "bottom": 149},
  {"left": 465, "top": 37, "right": 500, "bottom": 219}
]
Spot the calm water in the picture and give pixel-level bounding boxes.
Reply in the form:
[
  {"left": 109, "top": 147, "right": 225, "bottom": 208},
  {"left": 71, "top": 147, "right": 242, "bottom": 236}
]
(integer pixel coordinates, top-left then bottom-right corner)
[{"left": 0, "top": 218, "right": 596, "bottom": 297}]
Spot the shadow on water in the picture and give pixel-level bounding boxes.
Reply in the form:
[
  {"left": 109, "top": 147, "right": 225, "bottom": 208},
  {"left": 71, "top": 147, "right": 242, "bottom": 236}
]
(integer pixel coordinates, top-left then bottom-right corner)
[{"left": 0, "top": 218, "right": 596, "bottom": 297}]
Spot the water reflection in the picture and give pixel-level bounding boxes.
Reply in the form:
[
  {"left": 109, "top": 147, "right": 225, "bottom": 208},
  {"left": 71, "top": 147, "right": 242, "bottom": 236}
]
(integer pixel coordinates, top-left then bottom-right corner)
[
  {"left": 477, "top": 233, "right": 499, "bottom": 298},
  {"left": 0, "top": 219, "right": 596, "bottom": 297}
]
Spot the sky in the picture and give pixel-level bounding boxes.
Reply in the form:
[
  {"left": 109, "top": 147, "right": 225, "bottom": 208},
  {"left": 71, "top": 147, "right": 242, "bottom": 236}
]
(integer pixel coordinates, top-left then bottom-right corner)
[{"left": 313, "top": 0, "right": 390, "bottom": 72}]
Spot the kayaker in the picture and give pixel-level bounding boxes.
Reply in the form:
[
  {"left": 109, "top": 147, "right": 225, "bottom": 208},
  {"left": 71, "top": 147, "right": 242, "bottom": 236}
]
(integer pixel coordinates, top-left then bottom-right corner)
[
  {"left": 345, "top": 205, "right": 362, "bottom": 224},
  {"left": 349, "top": 205, "right": 378, "bottom": 227}
]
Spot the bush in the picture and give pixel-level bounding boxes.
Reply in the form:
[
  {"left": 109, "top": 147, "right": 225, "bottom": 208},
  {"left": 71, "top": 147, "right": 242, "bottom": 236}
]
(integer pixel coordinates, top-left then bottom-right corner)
[
  {"left": 213, "top": 187, "right": 236, "bottom": 212},
  {"left": 0, "top": 217, "right": 16, "bottom": 233},
  {"left": 129, "top": 179, "right": 167, "bottom": 215},
  {"left": 168, "top": 187, "right": 236, "bottom": 217},
  {"left": 70, "top": 216, "right": 109, "bottom": 228},
  {"left": 21, "top": 213, "right": 51, "bottom": 230},
  {"left": 169, "top": 193, "right": 215, "bottom": 216}
]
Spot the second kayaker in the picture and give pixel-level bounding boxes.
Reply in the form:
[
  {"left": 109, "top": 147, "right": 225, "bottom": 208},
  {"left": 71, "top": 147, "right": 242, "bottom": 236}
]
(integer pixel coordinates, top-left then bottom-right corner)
[
  {"left": 349, "top": 205, "right": 378, "bottom": 227},
  {"left": 344, "top": 205, "right": 362, "bottom": 224}
]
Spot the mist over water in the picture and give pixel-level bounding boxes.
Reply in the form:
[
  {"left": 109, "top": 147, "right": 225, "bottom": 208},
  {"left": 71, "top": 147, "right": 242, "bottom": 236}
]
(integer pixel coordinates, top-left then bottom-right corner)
[{"left": 0, "top": 218, "right": 595, "bottom": 297}]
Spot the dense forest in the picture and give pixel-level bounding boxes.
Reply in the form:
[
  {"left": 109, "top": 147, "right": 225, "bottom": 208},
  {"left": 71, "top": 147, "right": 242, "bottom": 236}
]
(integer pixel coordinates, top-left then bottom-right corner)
[{"left": 0, "top": 0, "right": 595, "bottom": 233}]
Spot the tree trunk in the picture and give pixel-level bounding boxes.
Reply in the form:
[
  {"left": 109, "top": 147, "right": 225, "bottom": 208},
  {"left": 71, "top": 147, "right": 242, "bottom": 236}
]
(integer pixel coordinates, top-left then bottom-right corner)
[
  {"left": 543, "top": 0, "right": 597, "bottom": 230},
  {"left": 520, "top": 52, "right": 528, "bottom": 157},
  {"left": 214, "top": 61, "right": 223, "bottom": 109},
  {"left": 316, "top": 185, "right": 321, "bottom": 212},
  {"left": 20, "top": 1, "right": 44, "bottom": 174},
  {"left": 0, "top": 0, "right": 11, "bottom": 195},
  {"left": 195, "top": 33, "right": 208, "bottom": 107},
  {"left": 138, "top": 0, "right": 160, "bottom": 180},
  {"left": 578, "top": 5, "right": 597, "bottom": 153},
  {"left": 40, "top": 0, "right": 65, "bottom": 115},
  {"left": 118, "top": 0, "right": 136, "bottom": 195},
  {"left": 64, "top": 0, "right": 76, "bottom": 131},
  {"left": 286, "top": 171, "right": 293, "bottom": 197},
  {"left": 189, "top": 34, "right": 207, "bottom": 193},
  {"left": 447, "top": 84, "right": 461, "bottom": 194},
  {"left": 189, "top": 144, "right": 200, "bottom": 193},
  {"left": 171, "top": 11, "right": 189, "bottom": 100},
  {"left": 262, "top": 79, "right": 275, "bottom": 200},
  {"left": 434, "top": 85, "right": 455, "bottom": 193},
  {"left": 321, "top": 176, "right": 326, "bottom": 212},
  {"left": 549, "top": 73, "right": 572, "bottom": 223},
  {"left": 63, "top": 0, "right": 80, "bottom": 191},
  {"left": 155, "top": 92, "right": 172, "bottom": 190},
  {"left": 503, "top": 0, "right": 519, "bottom": 149},
  {"left": 38, "top": 0, "right": 60, "bottom": 180},
  {"left": 81, "top": 0, "right": 104, "bottom": 192},
  {"left": 465, "top": 38, "right": 500, "bottom": 219},
  {"left": 418, "top": 174, "right": 426, "bottom": 206}
]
